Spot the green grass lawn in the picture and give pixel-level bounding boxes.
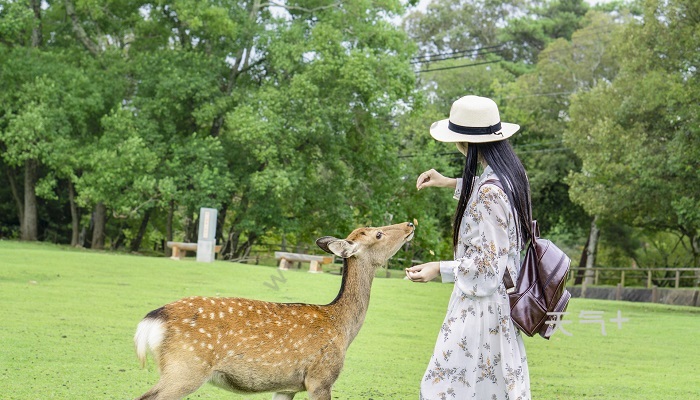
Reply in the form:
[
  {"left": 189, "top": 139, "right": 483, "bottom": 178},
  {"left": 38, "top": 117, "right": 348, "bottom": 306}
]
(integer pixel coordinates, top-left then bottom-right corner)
[{"left": 1, "top": 241, "right": 699, "bottom": 399}]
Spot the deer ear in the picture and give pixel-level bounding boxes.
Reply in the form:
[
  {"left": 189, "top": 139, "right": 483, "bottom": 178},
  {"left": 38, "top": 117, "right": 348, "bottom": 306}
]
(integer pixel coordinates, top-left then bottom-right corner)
[{"left": 316, "top": 237, "right": 359, "bottom": 258}]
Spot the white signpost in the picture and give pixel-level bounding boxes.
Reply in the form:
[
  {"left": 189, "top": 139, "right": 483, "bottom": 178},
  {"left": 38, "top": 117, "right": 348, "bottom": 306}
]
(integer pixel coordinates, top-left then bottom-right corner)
[{"left": 196, "top": 207, "right": 217, "bottom": 263}]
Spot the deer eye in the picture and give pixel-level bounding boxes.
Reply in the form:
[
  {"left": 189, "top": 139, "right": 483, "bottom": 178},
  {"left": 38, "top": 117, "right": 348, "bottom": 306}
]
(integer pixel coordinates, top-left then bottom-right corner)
[{"left": 376, "top": 232, "right": 383, "bottom": 239}]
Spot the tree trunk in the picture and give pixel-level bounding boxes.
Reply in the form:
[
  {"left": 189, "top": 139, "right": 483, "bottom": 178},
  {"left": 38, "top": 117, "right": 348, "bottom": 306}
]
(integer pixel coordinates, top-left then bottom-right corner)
[
  {"left": 6, "top": 167, "right": 23, "bottom": 225},
  {"left": 30, "top": 0, "right": 42, "bottom": 47},
  {"left": 185, "top": 215, "right": 199, "bottom": 243},
  {"left": 691, "top": 234, "right": 700, "bottom": 287},
  {"left": 68, "top": 180, "right": 80, "bottom": 246},
  {"left": 235, "top": 232, "right": 258, "bottom": 261},
  {"left": 130, "top": 209, "right": 152, "bottom": 253},
  {"left": 574, "top": 233, "right": 590, "bottom": 285},
  {"left": 64, "top": 0, "right": 100, "bottom": 56},
  {"left": 21, "top": 159, "right": 39, "bottom": 241},
  {"left": 583, "top": 216, "right": 600, "bottom": 286},
  {"left": 111, "top": 227, "right": 125, "bottom": 250},
  {"left": 216, "top": 202, "right": 228, "bottom": 244},
  {"left": 165, "top": 200, "right": 174, "bottom": 257},
  {"left": 91, "top": 202, "right": 106, "bottom": 249}
]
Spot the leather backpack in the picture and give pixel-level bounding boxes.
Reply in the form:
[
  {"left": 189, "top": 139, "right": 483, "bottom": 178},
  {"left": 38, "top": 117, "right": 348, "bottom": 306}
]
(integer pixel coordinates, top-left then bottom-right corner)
[{"left": 483, "top": 179, "right": 572, "bottom": 339}]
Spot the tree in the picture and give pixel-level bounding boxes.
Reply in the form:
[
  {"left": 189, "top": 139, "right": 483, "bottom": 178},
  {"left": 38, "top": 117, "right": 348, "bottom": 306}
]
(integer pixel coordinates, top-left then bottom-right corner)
[
  {"left": 500, "top": 0, "right": 590, "bottom": 64},
  {"left": 566, "top": 0, "right": 700, "bottom": 273}
]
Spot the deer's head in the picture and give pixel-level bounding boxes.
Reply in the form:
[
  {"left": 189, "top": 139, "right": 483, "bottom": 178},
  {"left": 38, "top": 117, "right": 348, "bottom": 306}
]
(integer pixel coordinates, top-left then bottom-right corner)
[{"left": 316, "top": 222, "right": 415, "bottom": 267}]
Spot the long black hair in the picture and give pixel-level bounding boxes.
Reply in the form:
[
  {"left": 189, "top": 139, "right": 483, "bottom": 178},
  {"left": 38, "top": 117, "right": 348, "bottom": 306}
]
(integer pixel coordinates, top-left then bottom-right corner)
[{"left": 453, "top": 140, "right": 532, "bottom": 250}]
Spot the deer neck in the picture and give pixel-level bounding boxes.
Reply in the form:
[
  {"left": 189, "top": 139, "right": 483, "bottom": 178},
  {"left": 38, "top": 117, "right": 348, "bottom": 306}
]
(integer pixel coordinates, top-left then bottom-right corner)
[{"left": 328, "top": 257, "right": 376, "bottom": 346}]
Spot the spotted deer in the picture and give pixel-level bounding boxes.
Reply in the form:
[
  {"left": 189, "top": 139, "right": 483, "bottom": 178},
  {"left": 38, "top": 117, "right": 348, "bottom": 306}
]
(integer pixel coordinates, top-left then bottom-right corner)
[{"left": 133, "top": 222, "right": 414, "bottom": 400}]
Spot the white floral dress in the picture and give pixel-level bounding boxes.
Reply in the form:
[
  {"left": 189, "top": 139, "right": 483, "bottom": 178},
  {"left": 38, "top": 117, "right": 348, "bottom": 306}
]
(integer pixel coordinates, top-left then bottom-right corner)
[{"left": 420, "top": 166, "right": 531, "bottom": 400}]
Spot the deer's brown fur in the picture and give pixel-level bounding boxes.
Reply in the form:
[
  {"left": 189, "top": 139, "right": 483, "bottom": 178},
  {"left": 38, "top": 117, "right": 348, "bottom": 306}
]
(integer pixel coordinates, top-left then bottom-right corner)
[{"left": 134, "top": 222, "right": 414, "bottom": 400}]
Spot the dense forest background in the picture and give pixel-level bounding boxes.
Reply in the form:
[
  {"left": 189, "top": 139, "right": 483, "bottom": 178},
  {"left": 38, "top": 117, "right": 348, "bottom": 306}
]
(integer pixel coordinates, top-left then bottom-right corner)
[{"left": 1, "top": 0, "right": 698, "bottom": 282}]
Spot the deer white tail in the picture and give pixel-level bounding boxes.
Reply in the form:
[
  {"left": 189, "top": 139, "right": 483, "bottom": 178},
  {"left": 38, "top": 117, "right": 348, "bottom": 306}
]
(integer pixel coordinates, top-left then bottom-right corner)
[{"left": 134, "top": 317, "right": 165, "bottom": 368}]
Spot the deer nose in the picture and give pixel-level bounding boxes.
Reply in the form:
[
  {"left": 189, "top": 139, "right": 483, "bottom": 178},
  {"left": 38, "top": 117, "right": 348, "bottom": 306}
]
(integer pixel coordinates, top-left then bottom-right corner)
[{"left": 407, "top": 222, "right": 414, "bottom": 228}]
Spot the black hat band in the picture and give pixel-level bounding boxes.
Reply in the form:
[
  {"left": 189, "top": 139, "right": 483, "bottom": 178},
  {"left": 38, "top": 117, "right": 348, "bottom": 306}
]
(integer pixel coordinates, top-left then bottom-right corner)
[{"left": 448, "top": 121, "right": 502, "bottom": 135}]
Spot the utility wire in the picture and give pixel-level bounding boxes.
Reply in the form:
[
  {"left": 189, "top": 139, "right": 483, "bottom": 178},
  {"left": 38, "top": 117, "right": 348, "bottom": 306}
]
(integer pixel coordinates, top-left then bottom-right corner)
[
  {"left": 411, "top": 43, "right": 506, "bottom": 62},
  {"left": 410, "top": 48, "right": 504, "bottom": 65},
  {"left": 417, "top": 59, "right": 503, "bottom": 73}
]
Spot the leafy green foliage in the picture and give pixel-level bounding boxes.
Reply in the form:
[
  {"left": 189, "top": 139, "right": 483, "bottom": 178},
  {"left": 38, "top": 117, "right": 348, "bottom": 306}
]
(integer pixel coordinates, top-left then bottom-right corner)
[{"left": 566, "top": 0, "right": 700, "bottom": 266}]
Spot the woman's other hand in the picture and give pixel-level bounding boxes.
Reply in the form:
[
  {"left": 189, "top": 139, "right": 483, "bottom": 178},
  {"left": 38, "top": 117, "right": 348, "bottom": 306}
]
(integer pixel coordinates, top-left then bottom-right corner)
[
  {"left": 405, "top": 262, "right": 441, "bottom": 282},
  {"left": 416, "top": 169, "right": 457, "bottom": 190}
]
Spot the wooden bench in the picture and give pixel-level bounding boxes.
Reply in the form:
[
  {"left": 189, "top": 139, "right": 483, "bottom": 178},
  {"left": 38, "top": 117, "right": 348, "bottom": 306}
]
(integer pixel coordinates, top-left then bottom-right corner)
[
  {"left": 274, "top": 252, "right": 334, "bottom": 273},
  {"left": 167, "top": 241, "right": 222, "bottom": 260}
]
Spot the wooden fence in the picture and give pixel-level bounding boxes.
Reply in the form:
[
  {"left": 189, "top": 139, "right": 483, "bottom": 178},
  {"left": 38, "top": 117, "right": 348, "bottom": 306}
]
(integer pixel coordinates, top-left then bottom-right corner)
[{"left": 569, "top": 267, "right": 700, "bottom": 289}]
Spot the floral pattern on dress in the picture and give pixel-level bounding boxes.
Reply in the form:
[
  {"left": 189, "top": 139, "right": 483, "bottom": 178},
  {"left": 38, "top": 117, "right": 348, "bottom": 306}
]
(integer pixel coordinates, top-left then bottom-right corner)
[{"left": 421, "top": 166, "right": 531, "bottom": 400}]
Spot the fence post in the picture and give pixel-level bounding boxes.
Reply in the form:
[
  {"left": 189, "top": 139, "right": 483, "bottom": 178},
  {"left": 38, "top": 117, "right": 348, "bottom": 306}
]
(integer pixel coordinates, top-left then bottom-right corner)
[
  {"left": 675, "top": 270, "right": 680, "bottom": 289},
  {"left": 647, "top": 270, "right": 652, "bottom": 288},
  {"left": 616, "top": 283, "right": 622, "bottom": 301},
  {"left": 595, "top": 269, "right": 600, "bottom": 285},
  {"left": 621, "top": 270, "right": 625, "bottom": 287}
]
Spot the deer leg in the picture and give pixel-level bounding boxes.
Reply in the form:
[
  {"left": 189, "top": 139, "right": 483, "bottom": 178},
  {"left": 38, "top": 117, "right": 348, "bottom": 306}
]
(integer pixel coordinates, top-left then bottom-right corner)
[
  {"left": 135, "top": 362, "right": 209, "bottom": 400},
  {"left": 304, "top": 373, "right": 337, "bottom": 400},
  {"left": 272, "top": 393, "right": 296, "bottom": 400},
  {"left": 306, "top": 385, "right": 332, "bottom": 400}
]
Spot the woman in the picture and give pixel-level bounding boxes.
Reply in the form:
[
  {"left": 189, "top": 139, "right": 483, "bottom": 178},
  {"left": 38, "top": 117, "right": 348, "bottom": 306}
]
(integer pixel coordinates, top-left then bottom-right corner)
[{"left": 406, "top": 95, "right": 532, "bottom": 400}]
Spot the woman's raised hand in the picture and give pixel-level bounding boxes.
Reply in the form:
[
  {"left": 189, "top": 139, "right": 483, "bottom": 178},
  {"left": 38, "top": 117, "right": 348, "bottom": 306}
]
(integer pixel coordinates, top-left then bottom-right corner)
[{"left": 416, "top": 169, "right": 457, "bottom": 190}]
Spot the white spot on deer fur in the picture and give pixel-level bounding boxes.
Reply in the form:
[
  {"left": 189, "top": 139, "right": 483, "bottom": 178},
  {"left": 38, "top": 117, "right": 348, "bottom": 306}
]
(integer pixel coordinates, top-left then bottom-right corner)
[
  {"left": 182, "top": 344, "right": 188, "bottom": 350},
  {"left": 199, "top": 328, "right": 206, "bottom": 334},
  {"left": 194, "top": 339, "right": 198, "bottom": 344},
  {"left": 207, "top": 333, "right": 212, "bottom": 338},
  {"left": 248, "top": 305, "right": 253, "bottom": 311},
  {"left": 203, "top": 297, "right": 208, "bottom": 301},
  {"left": 207, "top": 344, "right": 213, "bottom": 350},
  {"left": 210, "top": 312, "right": 215, "bottom": 319},
  {"left": 182, "top": 318, "right": 190, "bottom": 324},
  {"left": 227, "top": 350, "right": 234, "bottom": 356},
  {"left": 210, "top": 300, "right": 215, "bottom": 305},
  {"left": 223, "top": 344, "right": 228, "bottom": 349},
  {"left": 189, "top": 302, "right": 193, "bottom": 306},
  {"left": 200, "top": 342, "right": 205, "bottom": 348},
  {"left": 256, "top": 309, "right": 262, "bottom": 315},
  {"left": 219, "top": 312, "right": 225, "bottom": 319},
  {"left": 238, "top": 311, "right": 244, "bottom": 317},
  {"left": 189, "top": 346, "right": 194, "bottom": 351},
  {"left": 198, "top": 307, "right": 204, "bottom": 313},
  {"left": 228, "top": 307, "right": 233, "bottom": 313}
]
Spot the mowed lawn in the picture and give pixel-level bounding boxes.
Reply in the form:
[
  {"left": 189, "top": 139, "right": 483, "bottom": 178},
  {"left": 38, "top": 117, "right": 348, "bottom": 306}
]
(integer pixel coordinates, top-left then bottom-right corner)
[{"left": 1, "top": 241, "right": 699, "bottom": 399}]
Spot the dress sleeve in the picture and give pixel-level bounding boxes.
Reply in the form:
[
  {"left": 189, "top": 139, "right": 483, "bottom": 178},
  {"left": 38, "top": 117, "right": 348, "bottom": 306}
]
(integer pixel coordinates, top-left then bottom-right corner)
[
  {"left": 441, "top": 184, "right": 512, "bottom": 297},
  {"left": 453, "top": 178, "right": 463, "bottom": 200}
]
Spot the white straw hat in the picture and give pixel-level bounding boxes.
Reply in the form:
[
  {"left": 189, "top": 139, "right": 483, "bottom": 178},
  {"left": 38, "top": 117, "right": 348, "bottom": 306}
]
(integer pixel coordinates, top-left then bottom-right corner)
[{"left": 429, "top": 95, "right": 520, "bottom": 145}]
